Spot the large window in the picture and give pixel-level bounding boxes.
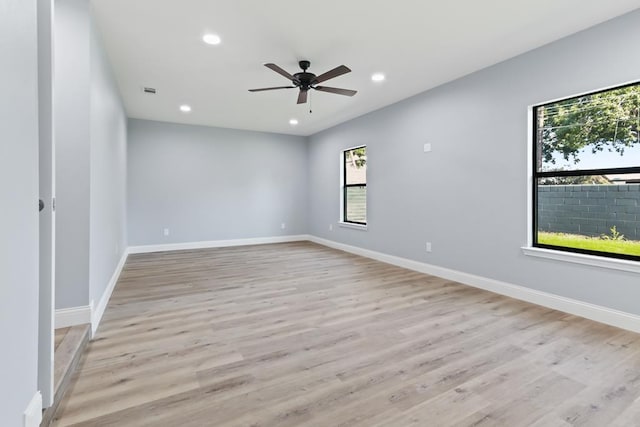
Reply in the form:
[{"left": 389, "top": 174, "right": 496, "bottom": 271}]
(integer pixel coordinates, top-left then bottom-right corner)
[
  {"left": 343, "top": 146, "right": 367, "bottom": 225},
  {"left": 533, "top": 82, "right": 640, "bottom": 260}
]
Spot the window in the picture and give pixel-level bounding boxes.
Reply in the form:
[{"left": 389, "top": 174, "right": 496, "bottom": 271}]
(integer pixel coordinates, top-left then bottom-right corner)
[
  {"left": 343, "top": 146, "right": 367, "bottom": 225},
  {"left": 533, "top": 81, "right": 640, "bottom": 261}
]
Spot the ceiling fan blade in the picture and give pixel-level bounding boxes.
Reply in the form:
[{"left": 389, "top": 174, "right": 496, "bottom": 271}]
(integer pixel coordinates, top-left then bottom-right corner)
[
  {"left": 248, "top": 86, "right": 295, "bottom": 92},
  {"left": 314, "top": 86, "right": 357, "bottom": 97},
  {"left": 264, "top": 63, "right": 295, "bottom": 81},
  {"left": 314, "top": 65, "right": 351, "bottom": 84},
  {"left": 297, "top": 89, "right": 308, "bottom": 104}
]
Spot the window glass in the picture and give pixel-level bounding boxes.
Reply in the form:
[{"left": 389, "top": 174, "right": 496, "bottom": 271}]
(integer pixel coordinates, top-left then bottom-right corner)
[
  {"left": 343, "top": 147, "right": 367, "bottom": 224},
  {"left": 533, "top": 82, "right": 640, "bottom": 260}
]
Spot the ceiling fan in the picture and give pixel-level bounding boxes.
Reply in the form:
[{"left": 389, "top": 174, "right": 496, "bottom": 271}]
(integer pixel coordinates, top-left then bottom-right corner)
[{"left": 249, "top": 60, "right": 357, "bottom": 104}]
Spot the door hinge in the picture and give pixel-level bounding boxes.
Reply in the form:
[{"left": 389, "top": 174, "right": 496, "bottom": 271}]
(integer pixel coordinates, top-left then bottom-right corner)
[{"left": 52, "top": 197, "right": 56, "bottom": 212}]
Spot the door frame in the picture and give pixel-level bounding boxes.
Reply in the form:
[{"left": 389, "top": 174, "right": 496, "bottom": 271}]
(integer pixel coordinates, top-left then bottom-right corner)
[{"left": 38, "top": 0, "right": 55, "bottom": 407}]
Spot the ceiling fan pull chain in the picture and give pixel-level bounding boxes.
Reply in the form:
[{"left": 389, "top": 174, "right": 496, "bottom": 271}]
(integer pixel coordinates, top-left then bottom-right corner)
[{"left": 309, "top": 91, "right": 313, "bottom": 114}]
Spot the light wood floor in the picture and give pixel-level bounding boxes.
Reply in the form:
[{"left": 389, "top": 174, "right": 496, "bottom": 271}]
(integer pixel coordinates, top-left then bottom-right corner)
[
  {"left": 55, "top": 328, "right": 70, "bottom": 352},
  {"left": 53, "top": 242, "right": 640, "bottom": 426},
  {"left": 53, "top": 325, "right": 89, "bottom": 387},
  {"left": 46, "top": 325, "right": 91, "bottom": 427}
]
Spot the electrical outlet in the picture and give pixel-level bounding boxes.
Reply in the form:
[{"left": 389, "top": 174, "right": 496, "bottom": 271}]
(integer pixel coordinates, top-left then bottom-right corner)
[
  {"left": 329, "top": 224, "right": 333, "bottom": 231},
  {"left": 281, "top": 223, "right": 286, "bottom": 230},
  {"left": 426, "top": 242, "right": 432, "bottom": 252},
  {"left": 424, "top": 143, "right": 432, "bottom": 152},
  {"left": 163, "top": 228, "right": 170, "bottom": 236}
]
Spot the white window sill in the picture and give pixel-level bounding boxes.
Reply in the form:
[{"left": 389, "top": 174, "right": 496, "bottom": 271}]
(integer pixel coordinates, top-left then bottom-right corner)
[
  {"left": 339, "top": 221, "right": 368, "bottom": 231},
  {"left": 521, "top": 246, "right": 640, "bottom": 274}
]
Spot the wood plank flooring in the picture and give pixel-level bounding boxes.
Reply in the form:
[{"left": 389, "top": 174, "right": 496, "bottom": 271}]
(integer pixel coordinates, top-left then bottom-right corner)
[
  {"left": 53, "top": 242, "right": 640, "bottom": 426},
  {"left": 55, "top": 328, "right": 70, "bottom": 352},
  {"left": 45, "top": 325, "right": 91, "bottom": 427},
  {"left": 53, "top": 325, "right": 90, "bottom": 391}
]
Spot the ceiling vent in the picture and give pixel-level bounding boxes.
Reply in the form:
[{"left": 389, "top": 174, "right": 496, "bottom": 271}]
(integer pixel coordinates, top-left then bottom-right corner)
[{"left": 143, "top": 87, "right": 157, "bottom": 94}]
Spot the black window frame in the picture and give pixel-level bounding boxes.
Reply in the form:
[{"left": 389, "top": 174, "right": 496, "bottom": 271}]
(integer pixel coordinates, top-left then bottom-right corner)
[
  {"left": 532, "top": 81, "right": 640, "bottom": 262},
  {"left": 342, "top": 146, "right": 367, "bottom": 226}
]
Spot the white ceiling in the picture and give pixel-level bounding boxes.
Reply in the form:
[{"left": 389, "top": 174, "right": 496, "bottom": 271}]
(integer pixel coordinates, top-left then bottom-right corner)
[{"left": 92, "top": 0, "right": 640, "bottom": 136}]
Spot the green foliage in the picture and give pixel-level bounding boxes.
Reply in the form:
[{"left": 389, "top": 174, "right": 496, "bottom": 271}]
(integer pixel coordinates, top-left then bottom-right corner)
[
  {"left": 539, "top": 85, "right": 640, "bottom": 165},
  {"left": 346, "top": 147, "right": 366, "bottom": 168},
  {"left": 538, "top": 231, "right": 640, "bottom": 256},
  {"left": 600, "top": 226, "right": 625, "bottom": 241},
  {"left": 538, "top": 173, "right": 610, "bottom": 185}
]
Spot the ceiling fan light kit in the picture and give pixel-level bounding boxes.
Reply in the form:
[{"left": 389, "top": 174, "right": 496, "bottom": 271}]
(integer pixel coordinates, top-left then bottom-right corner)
[{"left": 249, "top": 60, "right": 357, "bottom": 105}]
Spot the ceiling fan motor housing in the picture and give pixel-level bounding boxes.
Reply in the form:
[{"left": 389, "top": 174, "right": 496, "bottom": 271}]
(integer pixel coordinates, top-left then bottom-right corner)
[
  {"left": 248, "top": 60, "right": 356, "bottom": 104},
  {"left": 294, "top": 60, "right": 315, "bottom": 90},
  {"left": 293, "top": 73, "right": 316, "bottom": 90}
]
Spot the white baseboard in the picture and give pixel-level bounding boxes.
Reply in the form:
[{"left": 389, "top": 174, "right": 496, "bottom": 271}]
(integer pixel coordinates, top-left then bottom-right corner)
[
  {"left": 119, "top": 234, "right": 640, "bottom": 333},
  {"left": 91, "top": 249, "right": 129, "bottom": 336},
  {"left": 128, "top": 234, "right": 310, "bottom": 254},
  {"left": 55, "top": 305, "right": 92, "bottom": 329},
  {"left": 308, "top": 235, "right": 640, "bottom": 334},
  {"left": 83, "top": 237, "right": 308, "bottom": 336},
  {"left": 24, "top": 391, "right": 42, "bottom": 427}
]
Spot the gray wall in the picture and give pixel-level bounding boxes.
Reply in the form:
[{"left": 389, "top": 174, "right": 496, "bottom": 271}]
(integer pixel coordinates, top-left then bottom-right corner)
[
  {"left": 539, "top": 184, "right": 640, "bottom": 240},
  {"left": 89, "top": 8, "right": 127, "bottom": 307},
  {"left": 54, "top": 0, "right": 91, "bottom": 309},
  {"left": 128, "top": 119, "right": 307, "bottom": 245},
  {"left": 0, "top": 0, "right": 40, "bottom": 424},
  {"left": 308, "top": 10, "right": 640, "bottom": 316},
  {"left": 54, "top": 0, "right": 128, "bottom": 310}
]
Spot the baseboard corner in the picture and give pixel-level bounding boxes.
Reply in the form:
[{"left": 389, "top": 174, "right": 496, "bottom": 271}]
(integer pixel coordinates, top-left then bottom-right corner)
[
  {"left": 91, "top": 249, "right": 129, "bottom": 336},
  {"left": 55, "top": 305, "right": 92, "bottom": 329},
  {"left": 24, "top": 391, "right": 42, "bottom": 427}
]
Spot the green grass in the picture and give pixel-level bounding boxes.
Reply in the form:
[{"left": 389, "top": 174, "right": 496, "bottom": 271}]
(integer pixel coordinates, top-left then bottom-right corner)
[{"left": 538, "top": 232, "right": 640, "bottom": 257}]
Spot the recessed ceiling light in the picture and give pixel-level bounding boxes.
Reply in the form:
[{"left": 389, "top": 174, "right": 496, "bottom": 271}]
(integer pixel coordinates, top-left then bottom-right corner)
[
  {"left": 202, "top": 34, "right": 221, "bottom": 45},
  {"left": 180, "top": 105, "right": 192, "bottom": 113},
  {"left": 371, "top": 73, "right": 386, "bottom": 82},
  {"left": 289, "top": 119, "right": 299, "bottom": 126}
]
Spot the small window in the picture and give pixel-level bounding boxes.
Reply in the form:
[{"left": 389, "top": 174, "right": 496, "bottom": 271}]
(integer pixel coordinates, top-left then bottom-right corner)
[
  {"left": 343, "top": 146, "right": 367, "bottom": 225},
  {"left": 533, "top": 82, "right": 640, "bottom": 261}
]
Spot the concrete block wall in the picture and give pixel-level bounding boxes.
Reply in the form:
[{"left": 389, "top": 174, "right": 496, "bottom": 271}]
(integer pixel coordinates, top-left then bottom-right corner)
[
  {"left": 346, "top": 186, "right": 367, "bottom": 223},
  {"left": 538, "top": 184, "right": 640, "bottom": 240}
]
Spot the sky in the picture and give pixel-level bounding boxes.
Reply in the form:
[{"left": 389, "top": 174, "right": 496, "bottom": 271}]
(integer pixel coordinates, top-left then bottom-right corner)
[
  {"left": 540, "top": 84, "right": 639, "bottom": 172},
  {"left": 544, "top": 143, "right": 640, "bottom": 171}
]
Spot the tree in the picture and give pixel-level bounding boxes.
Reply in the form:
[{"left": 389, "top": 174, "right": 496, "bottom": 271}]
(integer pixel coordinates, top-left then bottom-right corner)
[
  {"left": 538, "top": 85, "right": 640, "bottom": 167},
  {"left": 538, "top": 173, "right": 610, "bottom": 185},
  {"left": 346, "top": 147, "right": 366, "bottom": 168}
]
